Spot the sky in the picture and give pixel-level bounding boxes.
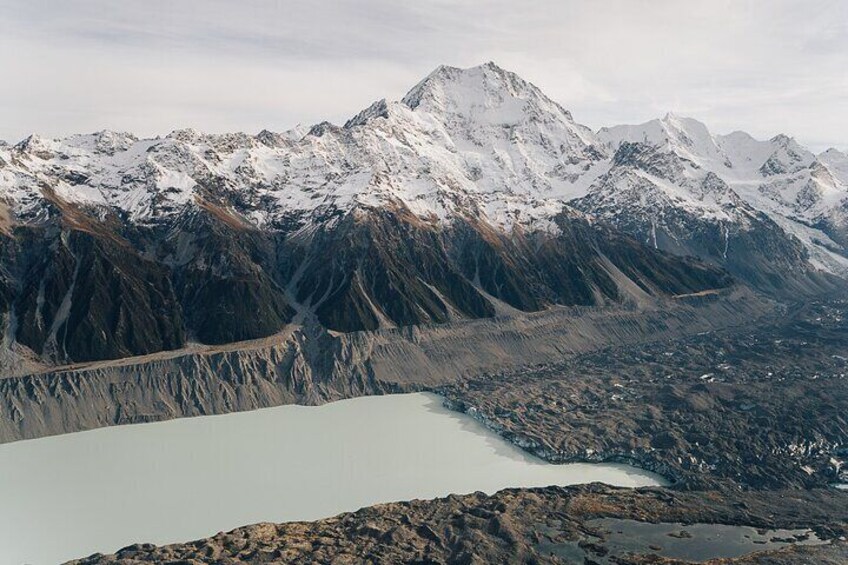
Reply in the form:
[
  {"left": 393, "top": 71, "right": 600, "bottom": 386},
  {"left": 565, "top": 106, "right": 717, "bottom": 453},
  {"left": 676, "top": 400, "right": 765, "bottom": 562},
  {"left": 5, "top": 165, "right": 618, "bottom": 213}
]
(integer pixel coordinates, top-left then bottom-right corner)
[{"left": 0, "top": 0, "right": 845, "bottom": 152}]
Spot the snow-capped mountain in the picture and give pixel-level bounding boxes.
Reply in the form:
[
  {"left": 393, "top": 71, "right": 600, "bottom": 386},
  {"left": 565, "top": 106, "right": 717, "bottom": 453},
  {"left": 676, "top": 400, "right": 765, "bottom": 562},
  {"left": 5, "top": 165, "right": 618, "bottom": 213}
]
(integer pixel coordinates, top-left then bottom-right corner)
[
  {"left": 589, "top": 113, "right": 848, "bottom": 278},
  {"left": 3, "top": 63, "right": 843, "bottom": 268},
  {"left": 0, "top": 62, "right": 844, "bottom": 368},
  {"left": 0, "top": 63, "right": 608, "bottom": 234}
]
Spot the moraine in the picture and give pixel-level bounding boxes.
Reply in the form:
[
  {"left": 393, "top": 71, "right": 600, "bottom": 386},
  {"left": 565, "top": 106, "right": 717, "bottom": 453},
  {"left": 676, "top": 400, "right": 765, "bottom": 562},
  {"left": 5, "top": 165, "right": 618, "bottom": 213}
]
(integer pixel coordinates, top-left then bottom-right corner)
[{"left": 0, "top": 392, "right": 664, "bottom": 564}]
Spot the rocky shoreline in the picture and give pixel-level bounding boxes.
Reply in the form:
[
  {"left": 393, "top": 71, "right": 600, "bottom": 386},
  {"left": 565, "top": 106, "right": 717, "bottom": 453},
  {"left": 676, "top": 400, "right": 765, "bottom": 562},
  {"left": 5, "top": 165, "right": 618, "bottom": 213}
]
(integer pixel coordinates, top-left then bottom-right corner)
[
  {"left": 435, "top": 298, "right": 848, "bottom": 490},
  {"left": 68, "top": 485, "right": 848, "bottom": 564},
  {"left": 440, "top": 395, "right": 685, "bottom": 486}
]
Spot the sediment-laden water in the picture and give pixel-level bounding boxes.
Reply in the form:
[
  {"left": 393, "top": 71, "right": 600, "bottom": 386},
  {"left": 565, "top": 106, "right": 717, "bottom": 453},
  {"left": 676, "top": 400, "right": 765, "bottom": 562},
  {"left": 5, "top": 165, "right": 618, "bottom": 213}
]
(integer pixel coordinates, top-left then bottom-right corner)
[{"left": 0, "top": 392, "right": 663, "bottom": 564}]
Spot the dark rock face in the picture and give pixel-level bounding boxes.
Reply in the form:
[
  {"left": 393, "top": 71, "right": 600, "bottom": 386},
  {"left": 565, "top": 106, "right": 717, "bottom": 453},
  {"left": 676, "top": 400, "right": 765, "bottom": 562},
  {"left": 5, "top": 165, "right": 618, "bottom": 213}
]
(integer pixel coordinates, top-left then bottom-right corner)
[
  {"left": 611, "top": 141, "right": 687, "bottom": 179},
  {"left": 161, "top": 208, "right": 295, "bottom": 345},
  {"left": 588, "top": 222, "right": 734, "bottom": 296},
  {"left": 719, "top": 217, "right": 835, "bottom": 294},
  {"left": 283, "top": 205, "right": 732, "bottom": 333},
  {"left": 1, "top": 196, "right": 297, "bottom": 363},
  {"left": 180, "top": 274, "right": 293, "bottom": 344},
  {"left": 0, "top": 239, "right": 13, "bottom": 321},
  {"left": 11, "top": 227, "right": 185, "bottom": 363},
  {"left": 55, "top": 232, "right": 184, "bottom": 361},
  {"left": 286, "top": 207, "right": 496, "bottom": 332},
  {"left": 12, "top": 231, "right": 77, "bottom": 355},
  {"left": 813, "top": 207, "right": 848, "bottom": 254},
  {"left": 572, "top": 155, "right": 838, "bottom": 297},
  {"left": 0, "top": 187, "right": 735, "bottom": 367}
]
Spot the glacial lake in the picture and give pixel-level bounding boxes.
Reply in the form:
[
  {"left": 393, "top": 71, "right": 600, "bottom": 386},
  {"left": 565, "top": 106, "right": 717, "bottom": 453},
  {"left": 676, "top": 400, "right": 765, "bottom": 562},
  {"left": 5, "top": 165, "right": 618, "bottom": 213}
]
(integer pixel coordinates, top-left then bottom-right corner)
[{"left": 0, "top": 392, "right": 664, "bottom": 564}]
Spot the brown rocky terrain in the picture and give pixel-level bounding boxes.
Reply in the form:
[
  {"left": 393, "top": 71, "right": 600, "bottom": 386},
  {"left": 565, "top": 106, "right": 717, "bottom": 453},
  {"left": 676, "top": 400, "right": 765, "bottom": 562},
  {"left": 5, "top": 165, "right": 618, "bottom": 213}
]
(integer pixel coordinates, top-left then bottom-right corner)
[
  {"left": 0, "top": 193, "right": 734, "bottom": 369},
  {"left": 68, "top": 485, "right": 848, "bottom": 564}
]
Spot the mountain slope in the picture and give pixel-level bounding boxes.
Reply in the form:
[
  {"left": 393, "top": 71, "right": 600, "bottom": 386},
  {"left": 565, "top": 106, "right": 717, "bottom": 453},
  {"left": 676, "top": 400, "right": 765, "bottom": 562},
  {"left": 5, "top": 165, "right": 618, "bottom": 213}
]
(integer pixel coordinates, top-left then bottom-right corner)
[
  {"left": 588, "top": 114, "right": 848, "bottom": 280},
  {"left": 572, "top": 137, "right": 834, "bottom": 294},
  {"left": 0, "top": 62, "right": 843, "bottom": 368}
]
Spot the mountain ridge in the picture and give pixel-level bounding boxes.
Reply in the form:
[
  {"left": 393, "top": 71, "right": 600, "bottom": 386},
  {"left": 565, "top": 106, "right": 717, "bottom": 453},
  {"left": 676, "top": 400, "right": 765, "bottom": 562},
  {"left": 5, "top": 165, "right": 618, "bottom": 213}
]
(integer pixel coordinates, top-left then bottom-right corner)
[{"left": 0, "top": 62, "right": 845, "bottom": 369}]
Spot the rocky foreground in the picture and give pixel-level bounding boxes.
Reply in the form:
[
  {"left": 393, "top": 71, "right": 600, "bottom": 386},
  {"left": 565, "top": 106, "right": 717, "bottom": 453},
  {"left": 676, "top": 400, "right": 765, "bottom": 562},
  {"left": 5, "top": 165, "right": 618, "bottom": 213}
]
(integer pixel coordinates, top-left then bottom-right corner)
[
  {"left": 67, "top": 298, "right": 848, "bottom": 564},
  {"left": 70, "top": 486, "right": 848, "bottom": 564}
]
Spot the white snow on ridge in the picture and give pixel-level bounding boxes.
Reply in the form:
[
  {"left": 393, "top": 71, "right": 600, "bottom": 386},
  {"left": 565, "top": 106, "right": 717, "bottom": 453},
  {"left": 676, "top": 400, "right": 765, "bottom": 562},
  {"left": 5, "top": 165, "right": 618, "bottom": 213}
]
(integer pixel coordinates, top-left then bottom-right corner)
[
  {"left": 0, "top": 62, "right": 845, "bottom": 274},
  {"left": 0, "top": 63, "right": 608, "bottom": 232},
  {"left": 595, "top": 111, "right": 848, "bottom": 273},
  {"left": 599, "top": 113, "right": 730, "bottom": 171}
]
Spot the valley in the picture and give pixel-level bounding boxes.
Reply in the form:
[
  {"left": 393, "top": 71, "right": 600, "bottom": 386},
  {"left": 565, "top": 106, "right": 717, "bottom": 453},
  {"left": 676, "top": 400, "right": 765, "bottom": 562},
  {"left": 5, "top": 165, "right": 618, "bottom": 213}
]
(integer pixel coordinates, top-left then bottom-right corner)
[
  {"left": 437, "top": 298, "right": 848, "bottom": 490},
  {"left": 0, "top": 61, "right": 847, "bottom": 564},
  {"left": 0, "top": 288, "right": 767, "bottom": 444}
]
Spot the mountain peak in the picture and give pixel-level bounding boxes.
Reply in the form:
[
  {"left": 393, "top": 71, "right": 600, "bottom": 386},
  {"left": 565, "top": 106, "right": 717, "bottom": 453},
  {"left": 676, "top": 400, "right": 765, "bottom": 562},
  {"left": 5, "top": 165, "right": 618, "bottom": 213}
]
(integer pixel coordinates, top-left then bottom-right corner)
[
  {"left": 344, "top": 99, "right": 389, "bottom": 128},
  {"left": 400, "top": 62, "right": 574, "bottom": 125},
  {"left": 769, "top": 133, "right": 801, "bottom": 149},
  {"left": 599, "top": 113, "right": 726, "bottom": 167},
  {"left": 166, "top": 128, "right": 204, "bottom": 143},
  {"left": 818, "top": 147, "right": 848, "bottom": 181},
  {"left": 660, "top": 112, "right": 707, "bottom": 129},
  {"left": 820, "top": 147, "right": 846, "bottom": 158},
  {"left": 13, "top": 133, "right": 45, "bottom": 150},
  {"left": 402, "top": 63, "right": 514, "bottom": 102}
]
